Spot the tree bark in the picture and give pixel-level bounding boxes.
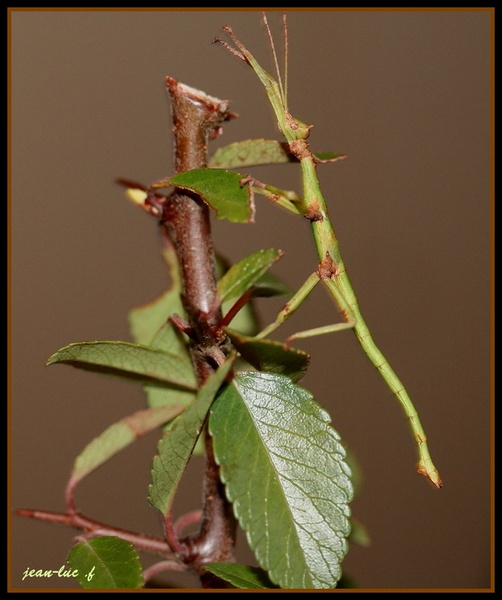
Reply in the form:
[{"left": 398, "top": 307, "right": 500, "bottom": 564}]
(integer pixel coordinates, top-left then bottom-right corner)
[{"left": 160, "top": 77, "right": 237, "bottom": 587}]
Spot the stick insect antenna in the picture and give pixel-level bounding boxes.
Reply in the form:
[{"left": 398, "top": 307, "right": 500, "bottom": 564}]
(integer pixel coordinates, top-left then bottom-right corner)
[{"left": 262, "top": 12, "right": 287, "bottom": 109}]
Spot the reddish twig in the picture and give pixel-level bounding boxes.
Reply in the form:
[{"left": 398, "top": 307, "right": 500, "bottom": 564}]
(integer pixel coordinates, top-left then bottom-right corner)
[
  {"left": 15, "top": 508, "right": 175, "bottom": 558},
  {"left": 143, "top": 560, "right": 188, "bottom": 584}
]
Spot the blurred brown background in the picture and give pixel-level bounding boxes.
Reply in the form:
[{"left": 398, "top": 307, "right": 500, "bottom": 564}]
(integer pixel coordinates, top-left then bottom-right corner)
[{"left": 9, "top": 8, "right": 492, "bottom": 591}]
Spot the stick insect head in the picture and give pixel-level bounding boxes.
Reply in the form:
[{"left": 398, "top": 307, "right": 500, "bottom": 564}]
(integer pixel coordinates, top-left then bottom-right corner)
[{"left": 214, "top": 15, "right": 311, "bottom": 143}]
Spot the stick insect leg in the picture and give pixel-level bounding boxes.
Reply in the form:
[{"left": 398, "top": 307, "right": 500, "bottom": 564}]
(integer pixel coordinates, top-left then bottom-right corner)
[
  {"left": 284, "top": 276, "right": 357, "bottom": 347},
  {"left": 325, "top": 271, "right": 443, "bottom": 488},
  {"left": 256, "top": 272, "right": 320, "bottom": 340}
]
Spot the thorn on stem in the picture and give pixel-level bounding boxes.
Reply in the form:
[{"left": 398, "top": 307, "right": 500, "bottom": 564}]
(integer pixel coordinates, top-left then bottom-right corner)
[{"left": 169, "top": 314, "right": 196, "bottom": 341}]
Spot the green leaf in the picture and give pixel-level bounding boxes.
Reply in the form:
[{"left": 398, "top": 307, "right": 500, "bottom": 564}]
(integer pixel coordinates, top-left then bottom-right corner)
[
  {"left": 203, "top": 563, "right": 278, "bottom": 589},
  {"left": 209, "top": 372, "right": 353, "bottom": 589},
  {"left": 135, "top": 321, "right": 195, "bottom": 410},
  {"left": 225, "top": 330, "right": 310, "bottom": 383},
  {"left": 148, "top": 358, "right": 234, "bottom": 515},
  {"left": 215, "top": 253, "right": 289, "bottom": 337},
  {"left": 129, "top": 324, "right": 195, "bottom": 412},
  {"left": 140, "top": 383, "right": 195, "bottom": 411},
  {"left": 69, "top": 404, "right": 185, "bottom": 489},
  {"left": 152, "top": 168, "right": 254, "bottom": 223},
  {"left": 128, "top": 245, "right": 196, "bottom": 412},
  {"left": 217, "top": 248, "right": 284, "bottom": 305},
  {"left": 128, "top": 245, "right": 188, "bottom": 352},
  {"left": 209, "top": 139, "right": 292, "bottom": 168},
  {"left": 46, "top": 341, "right": 197, "bottom": 390},
  {"left": 221, "top": 271, "right": 290, "bottom": 338},
  {"left": 67, "top": 536, "right": 143, "bottom": 589},
  {"left": 209, "top": 139, "right": 346, "bottom": 169}
]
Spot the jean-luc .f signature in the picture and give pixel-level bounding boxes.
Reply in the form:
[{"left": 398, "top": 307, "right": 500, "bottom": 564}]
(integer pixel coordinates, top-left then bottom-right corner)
[{"left": 22, "top": 565, "right": 95, "bottom": 582}]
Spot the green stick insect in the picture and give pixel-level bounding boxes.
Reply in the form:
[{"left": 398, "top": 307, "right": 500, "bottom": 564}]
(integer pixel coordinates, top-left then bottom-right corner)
[{"left": 213, "top": 15, "right": 442, "bottom": 489}]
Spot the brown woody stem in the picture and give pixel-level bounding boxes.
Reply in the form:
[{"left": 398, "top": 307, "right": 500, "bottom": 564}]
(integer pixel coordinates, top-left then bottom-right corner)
[{"left": 160, "top": 77, "right": 237, "bottom": 587}]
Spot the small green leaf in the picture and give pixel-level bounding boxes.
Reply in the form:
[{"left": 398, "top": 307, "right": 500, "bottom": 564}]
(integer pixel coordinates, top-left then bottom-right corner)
[
  {"left": 217, "top": 248, "right": 284, "bottom": 305},
  {"left": 46, "top": 341, "right": 197, "bottom": 390},
  {"left": 203, "top": 563, "right": 278, "bottom": 589},
  {"left": 69, "top": 404, "right": 185, "bottom": 488},
  {"left": 67, "top": 536, "right": 143, "bottom": 589},
  {"left": 209, "top": 372, "right": 353, "bottom": 589},
  {"left": 148, "top": 358, "right": 234, "bottom": 515},
  {"left": 225, "top": 329, "right": 310, "bottom": 383},
  {"left": 209, "top": 139, "right": 292, "bottom": 168},
  {"left": 209, "top": 139, "right": 346, "bottom": 169},
  {"left": 152, "top": 168, "right": 254, "bottom": 223}
]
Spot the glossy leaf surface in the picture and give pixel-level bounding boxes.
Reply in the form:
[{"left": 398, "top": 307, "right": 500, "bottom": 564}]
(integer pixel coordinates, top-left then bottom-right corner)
[{"left": 209, "top": 372, "right": 353, "bottom": 589}]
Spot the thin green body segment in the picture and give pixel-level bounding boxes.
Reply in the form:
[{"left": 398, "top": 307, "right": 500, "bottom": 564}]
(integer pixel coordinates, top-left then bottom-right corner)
[{"left": 218, "top": 17, "right": 442, "bottom": 488}]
